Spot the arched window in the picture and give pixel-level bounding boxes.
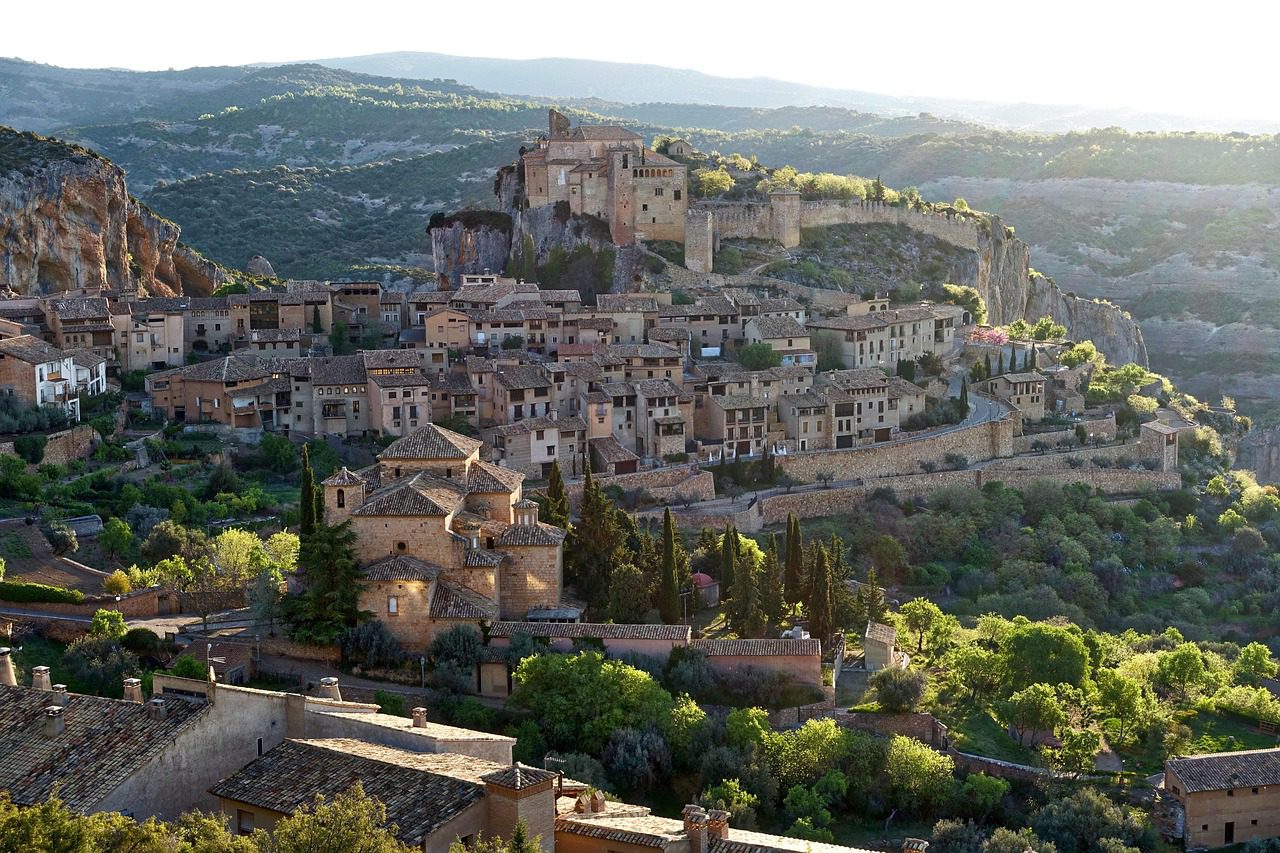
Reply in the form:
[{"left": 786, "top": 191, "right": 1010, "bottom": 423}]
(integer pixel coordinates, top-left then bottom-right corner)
[{"left": 336, "top": 489, "right": 345, "bottom": 508}]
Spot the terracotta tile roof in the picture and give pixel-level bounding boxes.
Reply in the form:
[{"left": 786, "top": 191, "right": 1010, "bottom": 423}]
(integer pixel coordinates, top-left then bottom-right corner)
[
  {"left": 607, "top": 343, "right": 681, "bottom": 359},
  {"left": 353, "top": 472, "right": 466, "bottom": 517},
  {"left": 431, "top": 372, "right": 477, "bottom": 394},
  {"left": 712, "top": 395, "right": 769, "bottom": 410},
  {"left": 468, "top": 460, "right": 525, "bottom": 494},
  {"left": 691, "top": 638, "right": 821, "bottom": 656},
  {"left": 50, "top": 297, "right": 109, "bottom": 320},
  {"left": 482, "top": 763, "right": 558, "bottom": 790},
  {"left": 380, "top": 424, "right": 483, "bottom": 460},
  {"left": 715, "top": 829, "right": 877, "bottom": 853},
  {"left": 208, "top": 739, "right": 484, "bottom": 848},
  {"left": 363, "top": 350, "right": 424, "bottom": 369},
  {"left": 464, "top": 549, "right": 507, "bottom": 568},
  {"left": 488, "top": 414, "right": 585, "bottom": 438},
  {"left": 589, "top": 435, "right": 640, "bottom": 465},
  {"left": 555, "top": 814, "right": 682, "bottom": 848},
  {"left": 1166, "top": 748, "right": 1280, "bottom": 793},
  {"left": 757, "top": 297, "right": 804, "bottom": 314},
  {"left": 69, "top": 349, "right": 106, "bottom": 370},
  {"left": 494, "top": 365, "right": 552, "bottom": 390},
  {"left": 0, "top": 684, "right": 207, "bottom": 811},
  {"left": 322, "top": 467, "right": 366, "bottom": 487},
  {"left": 864, "top": 621, "right": 897, "bottom": 645},
  {"left": 496, "top": 522, "right": 566, "bottom": 547},
  {"left": 750, "top": 316, "right": 807, "bottom": 340},
  {"left": 635, "top": 379, "right": 684, "bottom": 398},
  {"left": 489, "top": 622, "right": 691, "bottom": 642},
  {"left": 306, "top": 355, "right": 368, "bottom": 386},
  {"left": 360, "top": 554, "right": 443, "bottom": 582},
  {"left": 429, "top": 580, "right": 498, "bottom": 620},
  {"left": 821, "top": 369, "right": 890, "bottom": 391},
  {"left": 1000, "top": 372, "right": 1045, "bottom": 384},
  {"left": 0, "top": 335, "right": 67, "bottom": 365},
  {"left": 369, "top": 370, "right": 431, "bottom": 388},
  {"left": 573, "top": 125, "right": 643, "bottom": 141}
]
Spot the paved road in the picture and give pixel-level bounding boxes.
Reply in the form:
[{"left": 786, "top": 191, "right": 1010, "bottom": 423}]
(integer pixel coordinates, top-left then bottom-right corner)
[{"left": 0, "top": 606, "right": 92, "bottom": 624}]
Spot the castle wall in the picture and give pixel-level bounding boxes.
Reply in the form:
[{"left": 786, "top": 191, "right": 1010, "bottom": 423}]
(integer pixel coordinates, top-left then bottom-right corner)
[{"left": 684, "top": 210, "right": 714, "bottom": 274}]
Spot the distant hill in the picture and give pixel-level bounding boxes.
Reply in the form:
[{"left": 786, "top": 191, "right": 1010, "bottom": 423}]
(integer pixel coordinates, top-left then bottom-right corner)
[{"left": 313, "top": 51, "right": 1280, "bottom": 134}]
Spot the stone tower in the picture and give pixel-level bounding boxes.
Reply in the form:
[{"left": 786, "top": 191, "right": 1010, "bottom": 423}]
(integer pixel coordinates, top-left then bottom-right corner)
[
  {"left": 548, "top": 109, "right": 571, "bottom": 140},
  {"left": 607, "top": 147, "right": 637, "bottom": 245},
  {"left": 684, "top": 210, "right": 714, "bottom": 273},
  {"left": 769, "top": 190, "right": 802, "bottom": 248}
]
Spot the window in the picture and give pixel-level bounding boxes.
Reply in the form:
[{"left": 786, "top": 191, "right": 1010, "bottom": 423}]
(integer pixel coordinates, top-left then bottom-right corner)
[
  {"left": 237, "top": 811, "right": 255, "bottom": 835},
  {"left": 336, "top": 489, "right": 345, "bottom": 508},
  {"left": 396, "top": 541, "right": 407, "bottom": 551},
  {"left": 352, "top": 401, "right": 360, "bottom": 414},
  {"left": 546, "top": 445, "right": 555, "bottom": 456},
  {"left": 654, "top": 188, "right": 663, "bottom": 197},
  {"left": 642, "top": 204, "right": 649, "bottom": 212},
  {"left": 1228, "top": 789, "right": 1234, "bottom": 796},
  {"left": 388, "top": 596, "right": 398, "bottom": 615},
  {"left": 256, "top": 737, "right": 264, "bottom": 756}
]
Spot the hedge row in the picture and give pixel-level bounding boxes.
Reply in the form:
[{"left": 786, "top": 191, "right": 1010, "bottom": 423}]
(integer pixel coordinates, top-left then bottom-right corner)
[{"left": 0, "top": 580, "right": 85, "bottom": 605}]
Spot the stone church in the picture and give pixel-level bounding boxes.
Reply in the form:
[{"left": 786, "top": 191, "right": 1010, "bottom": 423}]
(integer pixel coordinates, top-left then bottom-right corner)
[
  {"left": 322, "top": 424, "right": 569, "bottom": 649},
  {"left": 520, "top": 109, "right": 688, "bottom": 245}
]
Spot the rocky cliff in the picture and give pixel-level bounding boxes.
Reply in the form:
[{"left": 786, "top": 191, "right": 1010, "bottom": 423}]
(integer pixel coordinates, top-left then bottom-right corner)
[
  {"left": 0, "top": 128, "right": 222, "bottom": 296},
  {"left": 955, "top": 214, "right": 1148, "bottom": 366},
  {"left": 1235, "top": 427, "right": 1280, "bottom": 485},
  {"left": 429, "top": 214, "right": 513, "bottom": 289}
]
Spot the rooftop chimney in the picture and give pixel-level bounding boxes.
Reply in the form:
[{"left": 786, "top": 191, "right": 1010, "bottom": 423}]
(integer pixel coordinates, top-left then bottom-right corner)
[
  {"left": 146, "top": 698, "right": 167, "bottom": 721},
  {"left": 31, "top": 666, "right": 51, "bottom": 691},
  {"left": 43, "top": 706, "right": 65, "bottom": 738},
  {"left": 317, "top": 677, "right": 342, "bottom": 701},
  {"left": 412, "top": 707, "right": 428, "bottom": 728},
  {"left": 51, "top": 684, "right": 69, "bottom": 706},
  {"left": 0, "top": 648, "right": 15, "bottom": 687},
  {"left": 706, "top": 809, "right": 730, "bottom": 841},
  {"left": 123, "top": 677, "right": 143, "bottom": 703},
  {"left": 682, "top": 805, "right": 709, "bottom": 853}
]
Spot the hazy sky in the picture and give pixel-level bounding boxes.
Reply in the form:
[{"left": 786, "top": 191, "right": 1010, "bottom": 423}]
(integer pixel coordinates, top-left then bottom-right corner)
[{"left": 6, "top": 1, "right": 1272, "bottom": 122}]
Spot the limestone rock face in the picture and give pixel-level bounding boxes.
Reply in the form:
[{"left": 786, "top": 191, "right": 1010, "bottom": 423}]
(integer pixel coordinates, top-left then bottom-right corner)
[
  {"left": 429, "top": 220, "right": 512, "bottom": 290},
  {"left": 954, "top": 215, "right": 1148, "bottom": 366},
  {"left": 245, "top": 254, "right": 276, "bottom": 278},
  {"left": 1235, "top": 427, "right": 1280, "bottom": 485},
  {"left": 0, "top": 145, "right": 221, "bottom": 296}
]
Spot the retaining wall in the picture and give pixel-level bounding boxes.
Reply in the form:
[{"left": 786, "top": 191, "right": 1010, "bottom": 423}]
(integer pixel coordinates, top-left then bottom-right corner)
[
  {"left": 1013, "top": 415, "right": 1117, "bottom": 453},
  {"left": 549, "top": 466, "right": 717, "bottom": 509},
  {"left": 0, "top": 586, "right": 168, "bottom": 618},
  {"left": 0, "top": 424, "right": 98, "bottom": 466}
]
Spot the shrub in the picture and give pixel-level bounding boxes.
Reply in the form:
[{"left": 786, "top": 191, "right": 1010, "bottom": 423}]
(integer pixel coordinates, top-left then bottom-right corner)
[
  {"left": 870, "top": 667, "right": 927, "bottom": 712},
  {"left": 171, "top": 654, "right": 208, "bottom": 680},
  {"left": 90, "top": 608, "right": 128, "bottom": 640},
  {"left": 103, "top": 569, "right": 132, "bottom": 595},
  {"left": 13, "top": 434, "right": 46, "bottom": 465},
  {"left": 0, "top": 580, "right": 84, "bottom": 604},
  {"left": 121, "top": 627, "right": 163, "bottom": 656},
  {"left": 340, "top": 620, "right": 405, "bottom": 669}
]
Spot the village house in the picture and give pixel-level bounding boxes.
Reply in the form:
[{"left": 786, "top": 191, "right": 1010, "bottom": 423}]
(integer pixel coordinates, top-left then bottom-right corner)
[
  {"left": 743, "top": 315, "right": 815, "bottom": 368},
  {"left": 71, "top": 349, "right": 108, "bottom": 397},
  {"left": 983, "top": 371, "right": 1047, "bottom": 422},
  {"left": 806, "top": 303, "right": 960, "bottom": 371},
  {"left": 112, "top": 297, "right": 187, "bottom": 372},
  {"left": 1165, "top": 747, "right": 1280, "bottom": 848},
  {"left": 706, "top": 395, "right": 770, "bottom": 459},
  {"left": 486, "top": 414, "right": 589, "bottom": 478},
  {"left": 690, "top": 638, "right": 823, "bottom": 687},
  {"left": 521, "top": 109, "right": 688, "bottom": 245},
  {"left": 0, "top": 334, "right": 80, "bottom": 420},
  {"left": 45, "top": 296, "right": 115, "bottom": 365},
  {"left": 779, "top": 391, "right": 830, "bottom": 452},
  {"left": 185, "top": 296, "right": 235, "bottom": 354}
]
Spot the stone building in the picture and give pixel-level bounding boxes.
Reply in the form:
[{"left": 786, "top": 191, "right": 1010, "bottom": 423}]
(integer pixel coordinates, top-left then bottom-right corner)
[
  {"left": 521, "top": 110, "right": 688, "bottom": 245},
  {"left": 863, "top": 622, "right": 898, "bottom": 671},
  {"left": 321, "top": 423, "right": 570, "bottom": 645},
  {"left": 983, "top": 372, "right": 1046, "bottom": 422},
  {"left": 690, "top": 638, "right": 823, "bottom": 688},
  {"left": 1165, "top": 747, "right": 1280, "bottom": 848},
  {"left": 0, "top": 334, "right": 80, "bottom": 420}
]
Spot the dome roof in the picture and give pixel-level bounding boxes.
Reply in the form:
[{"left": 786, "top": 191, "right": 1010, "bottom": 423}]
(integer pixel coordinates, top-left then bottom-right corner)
[{"left": 691, "top": 572, "right": 716, "bottom": 588}]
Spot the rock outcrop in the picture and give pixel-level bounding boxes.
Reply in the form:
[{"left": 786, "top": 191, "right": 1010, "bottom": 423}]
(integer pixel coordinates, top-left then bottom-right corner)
[
  {"left": 1235, "top": 426, "right": 1280, "bottom": 485},
  {"left": 429, "top": 215, "right": 513, "bottom": 290},
  {"left": 245, "top": 254, "right": 276, "bottom": 278},
  {"left": 953, "top": 214, "right": 1148, "bottom": 366},
  {"left": 0, "top": 127, "right": 222, "bottom": 296}
]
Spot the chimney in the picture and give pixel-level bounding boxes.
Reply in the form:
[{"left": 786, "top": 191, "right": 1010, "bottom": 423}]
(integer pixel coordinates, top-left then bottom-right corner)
[
  {"left": 317, "top": 677, "right": 342, "bottom": 701},
  {"left": 903, "top": 840, "right": 930, "bottom": 853},
  {"left": 31, "top": 666, "right": 51, "bottom": 691},
  {"left": 0, "top": 647, "right": 14, "bottom": 687},
  {"left": 146, "top": 698, "right": 167, "bottom": 721},
  {"left": 123, "top": 677, "right": 143, "bottom": 703},
  {"left": 43, "top": 706, "right": 65, "bottom": 738},
  {"left": 51, "top": 684, "right": 69, "bottom": 706},
  {"left": 412, "top": 707, "right": 428, "bottom": 728},
  {"left": 682, "top": 805, "right": 709, "bottom": 853},
  {"left": 706, "top": 809, "right": 730, "bottom": 841}
]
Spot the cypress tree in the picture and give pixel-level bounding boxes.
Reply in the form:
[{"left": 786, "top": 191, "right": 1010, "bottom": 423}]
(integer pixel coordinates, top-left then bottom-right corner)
[
  {"left": 997, "top": 351, "right": 1005, "bottom": 375},
  {"left": 299, "top": 443, "right": 317, "bottom": 536},
  {"left": 312, "top": 305, "right": 322, "bottom": 334},
  {"left": 720, "top": 523, "right": 738, "bottom": 595},
  {"left": 658, "top": 508, "right": 681, "bottom": 624},
  {"left": 731, "top": 540, "right": 761, "bottom": 636},
  {"left": 983, "top": 352, "right": 992, "bottom": 379},
  {"left": 542, "top": 460, "right": 570, "bottom": 529},
  {"left": 1030, "top": 346, "right": 1037, "bottom": 369},
  {"left": 959, "top": 380, "right": 969, "bottom": 408},
  {"left": 807, "top": 543, "right": 833, "bottom": 646},
  {"left": 761, "top": 532, "right": 785, "bottom": 629},
  {"left": 568, "top": 465, "right": 624, "bottom": 610},
  {"left": 860, "top": 567, "right": 889, "bottom": 626},
  {"left": 784, "top": 514, "right": 804, "bottom": 610}
]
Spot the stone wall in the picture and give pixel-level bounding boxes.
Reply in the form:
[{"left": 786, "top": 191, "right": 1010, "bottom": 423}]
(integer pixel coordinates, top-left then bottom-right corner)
[
  {"left": 983, "top": 468, "right": 1181, "bottom": 494},
  {"left": 983, "top": 442, "right": 1137, "bottom": 473},
  {"left": 1013, "top": 415, "right": 1117, "bottom": 453},
  {"left": 684, "top": 209, "right": 714, "bottom": 273},
  {"left": 0, "top": 423, "right": 98, "bottom": 466},
  {"left": 778, "top": 417, "right": 1015, "bottom": 484},
  {"left": 546, "top": 465, "right": 716, "bottom": 509},
  {"left": 834, "top": 710, "right": 948, "bottom": 746},
  {"left": 799, "top": 201, "right": 982, "bottom": 251},
  {"left": 0, "top": 586, "right": 167, "bottom": 618}
]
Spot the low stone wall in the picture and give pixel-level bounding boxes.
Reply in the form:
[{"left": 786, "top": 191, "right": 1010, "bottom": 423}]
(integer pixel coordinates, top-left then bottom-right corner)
[
  {"left": 983, "top": 442, "right": 1137, "bottom": 473},
  {"left": 1013, "top": 415, "right": 1117, "bottom": 453},
  {"left": 0, "top": 586, "right": 167, "bottom": 618},
  {"left": 778, "top": 417, "right": 1014, "bottom": 484},
  {"left": 834, "top": 710, "right": 947, "bottom": 746},
  {"left": 757, "top": 471, "right": 977, "bottom": 526},
  {"left": 550, "top": 465, "right": 717, "bottom": 509},
  {"left": 949, "top": 750, "right": 1050, "bottom": 782},
  {"left": 981, "top": 468, "right": 1181, "bottom": 494},
  {"left": 768, "top": 698, "right": 837, "bottom": 728},
  {"left": 0, "top": 423, "right": 98, "bottom": 466},
  {"left": 250, "top": 636, "right": 342, "bottom": 665}
]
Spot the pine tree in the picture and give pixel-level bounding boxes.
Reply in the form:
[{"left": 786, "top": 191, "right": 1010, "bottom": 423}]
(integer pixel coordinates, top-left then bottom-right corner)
[
  {"left": 541, "top": 460, "right": 571, "bottom": 530},
  {"left": 299, "top": 443, "right": 317, "bottom": 536},
  {"left": 807, "top": 543, "right": 833, "bottom": 646},
  {"left": 720, "top": 523, "right": 738, "bottom": 595},
  {"left": 784, "top": 515, "right": 804, "bottom": 611},
  {"left": 658, "top": 508, "right": 681, "bottom": 624},
  {"left": 761, "top": 533, "right": 785, "bottom": 629}
]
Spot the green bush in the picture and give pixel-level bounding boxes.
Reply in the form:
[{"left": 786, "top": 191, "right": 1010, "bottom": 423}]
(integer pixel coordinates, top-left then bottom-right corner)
[
  {"left": 13, "top": 434, "right": 46, "bottom": 464},
  {"left": 0, "top": 580, "right": 84, "bottom": 604}
]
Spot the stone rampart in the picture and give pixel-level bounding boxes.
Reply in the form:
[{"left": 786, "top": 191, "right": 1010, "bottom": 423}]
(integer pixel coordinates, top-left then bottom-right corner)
[
  {"left": 983, "top": 442, "right": 1137, "bottom": 473},
  {"left": 799, "top": 201, "right": 982, "bottom": 251},
  {"left": 757, "top": 471, "right": 976, "bottom": 527},
  {"left": 981, "top": 468, "right": 1181, "bottom": 494},
  {"left": 834, "top": 710, "right": 948, "bottom": 746},
  {"left": 778, "top": 417, "right": 1015, "bottom": 484},
  {"left": 548, "top": 466, "right": 716, "bottom": 509},
  {"left": 1013, "top": 415, "right": 1117, "bottom": 453}
]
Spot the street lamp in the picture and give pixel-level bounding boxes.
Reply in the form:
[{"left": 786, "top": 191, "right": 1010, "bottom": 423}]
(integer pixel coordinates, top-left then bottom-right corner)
[{"left": 420, "top": 656, "right": 426, "bottom": 690}]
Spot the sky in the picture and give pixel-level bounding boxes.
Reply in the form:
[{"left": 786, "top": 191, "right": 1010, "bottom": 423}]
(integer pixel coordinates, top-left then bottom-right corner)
[{"left": 4, "top": 1, "right": 1273, "bottom": 122}]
